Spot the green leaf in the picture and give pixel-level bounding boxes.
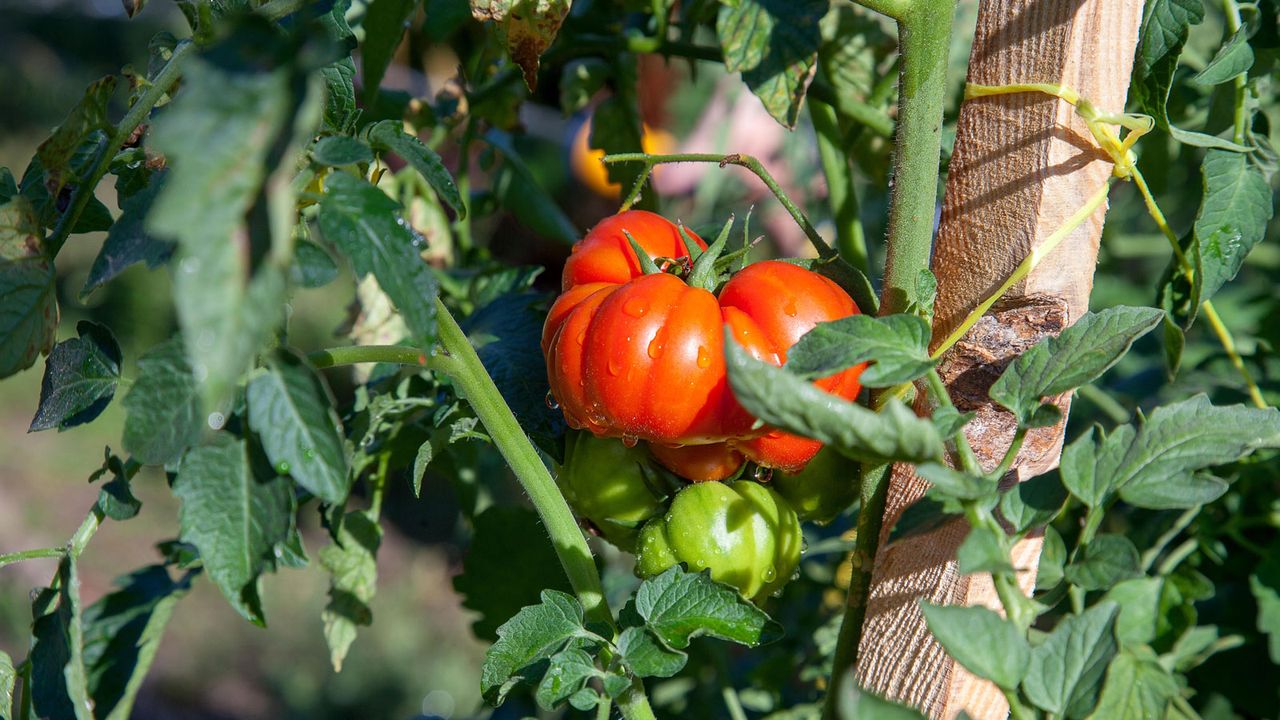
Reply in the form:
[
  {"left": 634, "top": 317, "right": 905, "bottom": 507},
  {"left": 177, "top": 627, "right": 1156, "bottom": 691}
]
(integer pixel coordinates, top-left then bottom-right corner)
[
  {"left": 247, "top": 351, "right": 350, "bottom": 504},
  {"left": 1192, "top": 26, "right": 1254, "bottom": 86},
  {"left": 29, "top": 556, "right": 93, "bottom": 720},
  {"left": 311, "top": 136, "right": 374, "bottom": 166},
  {"left": 919, "top": 603, "right": 1029, "bottom": 690},
  {"left": 0, "top": 650, "right": 12, "bottom": 720},
  {"left": 838, "top": 685, "right": 928, "bottom": 720},
  {"left": 956, "top": 524, "right": 1015, "bottom": 575},
  {"left": 989, "top": 307, "right": 1162, "bottom": 426},
  {"left": 786, "top": 314, "right": 935, "bottom": 388},
  {"left": 616, "top": 626, "right": 686, "bottom": 678},
  {"left": 998, "top": 470, "right": 1068, "bottom": 534},
  {"left": 0, "top": 195, "right": 57, "bottom": 380},
  {"left": 122, "top": 338, "right": 205, "bottom": 466},
  {"left": 634, "top": 566, "right": 781, "bottom": 650},
  {"left": 717, "top": 0, "right": 826, "bottom": 128},
  {"left": 1065, "top": 535, "right": 1140, "bottom": 591},
  {"left": 917, "top": 463, "right": 997, "bottom": 502},
  {"left": 472, "top": 0, "right": 571, "bottom": 90},
  {"left": 81, "top": 565, "right": 193, "bottom": 720},
  {"left": 411, "top": 440, "right": 433, "bottom": 497},
  {"left": 560, "top": 59, "right": 610, "bottom": 115},
  {"left": 81, "top": 170, "right": 175, "bottom": 297},
  {"left": 1089, "top": 650, "right": 1178, "bottom": 719},
  {"left": 1037, "top": 525, "right": 1066, "bottom": 590},
  {"left": 290, "top": 239, "right": 339, "bottom": 288},
  {"left": 1061, "top": 397, "right": 1280, "bottom": 509},
  {"left": 1102, "top": 577, "right": 1163, "bottom": 649},
  {"left": 1250, "top": 548, "right": 1280, "bottom": 663},
  {"left": 319, "top": 172, "right": 439, "bottom": 345},
  {"left": 725, "top": 339, "right": 944, "bottom": 465},
  {"left": 1021, "top": 602, "right": 1119, "bottom": 718},
  {"left": 319, "top": 509, "right": 382, "bottom": 672},
  {"left": 89, "top": 448, "right": 143, "bottom": 521},
  {"left": 368, "top": 120, "right": 465, "bottom": 217},
  {"left": 359, "top": 0, "right": 417, "bottom": 103},
  {"left": 1188, "top": 149, "right": 1274, "bottom": 304},
  {"left": 172, "top": 435, "right": 293, "bottom": 625},
  {"left": 36, "top": 75, "right": 116, "bottom": 200},
  {"left": 480, "top": 590, "right": 589, "bottom": 705},
  {"left": 1133, "top": 0, "right": 1251, "bottom": 150},
  {"left": 535, "top": 647, "right": 598, "bottom": 710},
  {"left": 147, "top": 41, "right": 301, "bottom": 409},
  {"left": 453, "top": 506, "right": 573, "bottom": 641},
  {"left": 29, "top": 320, "right": 122, "bottom": 432},
  {"left": 485, "top": 129, "right": 579, "bottom": 245}
]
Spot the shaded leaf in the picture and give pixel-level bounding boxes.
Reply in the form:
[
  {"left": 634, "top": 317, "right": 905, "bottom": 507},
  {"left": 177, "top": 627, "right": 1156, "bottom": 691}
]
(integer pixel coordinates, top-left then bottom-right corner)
[
  {"left": 318, "top": 172, "right": 438, "bottom": 345},
  {"left": 311, "top": 136, "right": 373, "bottom": 166},
  {"left": 535, "top": 647, "right": 598, "bottom": 710},
  {"left": 1250, "top": 548, "right": 1280, "bottom": 663},
  {"left": 616, "top": 626, "right": 685, "bottom": 678},
  {"left": 1192, "top": 26, "right": 1254, "bottom": 85},
  {"left": 1065, "top": 535, "right": 1140, "bottom": 591},
  {"left": 247, "top": 351, "right": 350, "bottom": 504},
  {"left": 121, "top": 338, "right": 204, "bottom": 466},
  {"left": 717, "top": 0, "right": 826, "bottom": 128},
  {"left": 0, "top": 195, "right": 57, "bottom": 379},
  {"left": 29, "top": 321, "right": 122, "bottom": 432},
  {"left": 29, "top": 556, "right": 92, "bottom": 720},
  {"left": 290, "top": 239, "right": 339, "bottom": 288},
  {"left": 81, "top": 170, "right": 175, "bottom": 297},
  {"left": 368, "top": 120, "right": 465, "bottom": 217},
  {"left": 172, "top": 435, "right": 293, "bottom": 625},
  {"left": 360, "top": 0, "right": 418, "bottom": 103},
  {"left": 88, "top": 448, "right": 142, "bottom": 521},
  {"left": 918, "top": 463, "right": 996, "bottom": 502},
  {"left": 36, "top": 75, "right": 116, "bottom": 200},
  {"left": 319, "top": 510, "right": 382, "bottom": 671},
  {"left": 956, "top": 524, "right": 1015, "bottom": 575},
  {"left": 1037, "top": 525, "right": 1066, "bottom": 590},
  {"left": 998, "top": 470, "right": 1068, "bottom": 534}
]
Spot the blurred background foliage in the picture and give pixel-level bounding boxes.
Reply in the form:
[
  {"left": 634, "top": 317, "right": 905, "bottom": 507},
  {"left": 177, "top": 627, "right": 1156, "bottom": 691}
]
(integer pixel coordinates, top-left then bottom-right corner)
[{"left": 1, "top": 0, "right": 1277, "bottom": 718}]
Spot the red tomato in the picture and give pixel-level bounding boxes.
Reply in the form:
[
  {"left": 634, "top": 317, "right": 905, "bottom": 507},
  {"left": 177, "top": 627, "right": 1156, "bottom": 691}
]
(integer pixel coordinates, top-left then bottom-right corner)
[
  {"left": 649, "top": 442, "right": 744, "bottom": 483},
  {"left": 544, "top": 213, "right": 865, "bottom": 471},
  {"left": 561, "top": 210, "right": 704, "bottom": 291}
]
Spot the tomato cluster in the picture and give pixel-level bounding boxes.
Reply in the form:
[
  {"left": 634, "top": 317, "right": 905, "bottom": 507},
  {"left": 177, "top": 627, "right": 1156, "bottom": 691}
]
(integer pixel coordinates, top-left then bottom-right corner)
[{"left": 544, "top": 210, "right": 866, "bottom": 601}]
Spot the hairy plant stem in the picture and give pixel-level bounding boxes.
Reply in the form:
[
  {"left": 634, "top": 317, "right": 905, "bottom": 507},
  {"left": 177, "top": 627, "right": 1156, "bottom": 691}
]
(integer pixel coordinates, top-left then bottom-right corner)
[
  {"left": 925, "top": 368, "right": 980, "bottom": 476},
  {"left": 823, "top": 462, "right": 890, "bottom": 720},
  {"left": 811, "top": 99, "right": 869, "bottom": 273},
  {"left": 876, "top": 0, "right": 959, "bottom": 315},
  {"left": 603, "top": 152, "right": 836, "bottom": 259},
  {"left": 47, "top": 40, "right": 195, "bottom": 258},
  {"left": 0, "top": 547, "right": 65, "bottom": 570}
]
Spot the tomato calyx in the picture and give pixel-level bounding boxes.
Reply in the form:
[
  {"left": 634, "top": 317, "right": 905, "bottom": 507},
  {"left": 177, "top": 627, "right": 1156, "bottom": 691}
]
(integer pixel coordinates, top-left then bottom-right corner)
[{"left": 621, "top": 215, "right": 737, "bottom": 293}]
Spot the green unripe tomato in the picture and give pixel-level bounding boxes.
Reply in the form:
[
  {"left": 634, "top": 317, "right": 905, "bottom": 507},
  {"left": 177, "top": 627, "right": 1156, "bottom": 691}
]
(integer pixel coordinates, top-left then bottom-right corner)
[
  {"left": 557, "top": 431, "right": 668, "bottom": 552},
  {"left": 635, "top": 480, "right": 802, "bottom": 602},
  {"left": 771, "top": 446, "right": 861, "bottom": 524}
]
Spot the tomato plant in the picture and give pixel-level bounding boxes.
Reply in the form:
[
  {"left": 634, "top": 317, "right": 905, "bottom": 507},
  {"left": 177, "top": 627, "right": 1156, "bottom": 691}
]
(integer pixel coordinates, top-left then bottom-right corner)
[{"left": 0, "top": 0, "right": 1278, "bottom": 719}]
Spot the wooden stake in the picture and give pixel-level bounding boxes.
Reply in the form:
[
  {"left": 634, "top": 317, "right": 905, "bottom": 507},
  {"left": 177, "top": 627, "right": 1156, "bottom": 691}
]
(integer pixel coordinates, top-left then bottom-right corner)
[{"left": 852, "top": 1, "right": 1143, "bottom": 717}]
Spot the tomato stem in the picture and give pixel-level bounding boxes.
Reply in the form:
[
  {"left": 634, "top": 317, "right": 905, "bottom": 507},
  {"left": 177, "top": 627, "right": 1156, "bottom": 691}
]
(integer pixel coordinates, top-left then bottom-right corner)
[{"left": 603, "top": 152, "right": 836, "bottom": 260}]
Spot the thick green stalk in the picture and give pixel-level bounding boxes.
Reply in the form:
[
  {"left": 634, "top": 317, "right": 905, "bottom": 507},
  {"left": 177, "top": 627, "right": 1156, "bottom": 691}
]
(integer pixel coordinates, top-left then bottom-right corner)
[
  {"left": 823, "top": 462, "right": 890, "bottom": 720},
  {"left": 0, "top": 547, "right": 65, "bottom": 569},
  {"left": 432, "top": 301, "right": 621, "bottom": 627},
  {"left": 47, "top": 40, "right": 195, "bottom": 258},
  {"left": 877, "top": 0, "right": 959, "bottom": 315},
  {"left": 309, "top": 345, "right": 429, "bottom": 369},
  {"left": 811, "top": 99, "right": 869, "bottom": 273}
]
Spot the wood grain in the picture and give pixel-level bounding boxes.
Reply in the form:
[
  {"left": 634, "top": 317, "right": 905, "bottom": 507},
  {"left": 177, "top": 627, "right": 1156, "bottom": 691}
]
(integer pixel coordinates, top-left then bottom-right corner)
[{"left": 849, "top": 1, "right": 1144, "bottom": 717}]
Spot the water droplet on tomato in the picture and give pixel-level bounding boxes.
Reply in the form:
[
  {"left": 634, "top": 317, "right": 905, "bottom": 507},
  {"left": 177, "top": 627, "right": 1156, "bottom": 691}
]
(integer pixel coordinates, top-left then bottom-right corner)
[
  {"left": 575, "top": 331, "right": 586, "bottom": 345},
  {"left": 545, "top": 391, "right": 560, "bottom": 410},
  {"left": 607, "top": 357, "right": 623, "bottom": 376},
  {"left": 696, "top": 346, "right": 711, "bottom": 369},
  {"left": 762, "top": 566, "right": 777, "bottom": 582},
  {"left": 752, "top": 466, "right": 773, "bottom": 483},
  {"left": 621, "top": 435, "right": 639, "bottom": 448},
  {"left": 622, "top": 298, "right": 648, "bottom": 317},
  {"left": 207, "top": 412, "right": 226, "bottom": 430},
  {"left": 783, "top": 297, "right": 799, "bottom": 316}
]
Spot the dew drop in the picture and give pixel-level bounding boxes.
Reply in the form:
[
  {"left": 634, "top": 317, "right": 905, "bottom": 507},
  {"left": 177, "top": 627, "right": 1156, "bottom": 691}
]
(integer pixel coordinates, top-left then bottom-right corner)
[
  {"left": 621, "top": 435, "right": 639, "bottom": 448},
  {"left": 192, "top": 363, "right": 209, "bottom": 383},
  {"left": 800, "top": 537, "right": 810, "bottom": 554},
  {"left": 647, "top": 337, "right": 664, "bottom": 359},
  {"left": 276, "top": 461, "right": 291, "bottom": 474},
  {"left": 762, "top": 566, "right": 777, "bottom": 583},
  {"left": 545, "top": 391, "right": 560, "bottom": 410},
  {"left": 179, "top": 257, "right": 200, "bottom": 274},
  {"left": 783, "top": 297, "right": 798, "bottom": 317},
  {"left": 753, "top": 466, "right": 773, "bottom": 483},
  {"left": 622, "top": 298, "right": 648, "bottom": 317},
  {"left": 207, "top": 412, "right": 226, "bottom": 430},
  {"left": 302, "top": 447, "right": 316, "bottom": 460},
  {"left": 696, "top": 346, "right": 711, "bottom": 369},
  {"left": 575, "top": 330, "right": 586, "bottom": 345},
  {"left": 607, "top": 357, "right": 623, "bottom": 376}
]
